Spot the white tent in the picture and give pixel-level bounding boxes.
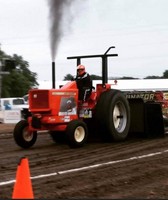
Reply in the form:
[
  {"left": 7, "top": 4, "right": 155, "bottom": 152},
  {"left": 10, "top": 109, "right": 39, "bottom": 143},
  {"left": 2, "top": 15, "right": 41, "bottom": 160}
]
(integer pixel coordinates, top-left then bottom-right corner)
[{"left": 38, "top": 79, "right": 168, "bottom": 92}]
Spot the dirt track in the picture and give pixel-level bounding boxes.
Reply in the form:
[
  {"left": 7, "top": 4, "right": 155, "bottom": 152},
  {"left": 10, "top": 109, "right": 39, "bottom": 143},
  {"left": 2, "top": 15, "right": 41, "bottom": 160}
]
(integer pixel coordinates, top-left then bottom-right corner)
[{"left": 0, "top": 123, "right": 168, "bottom": 199}]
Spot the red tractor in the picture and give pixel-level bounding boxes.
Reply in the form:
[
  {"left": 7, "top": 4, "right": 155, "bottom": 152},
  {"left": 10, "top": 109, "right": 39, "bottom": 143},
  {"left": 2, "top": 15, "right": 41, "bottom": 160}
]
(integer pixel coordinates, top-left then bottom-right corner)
[{"left": 13, "top": 47, "right": 165, "bottom": 148}]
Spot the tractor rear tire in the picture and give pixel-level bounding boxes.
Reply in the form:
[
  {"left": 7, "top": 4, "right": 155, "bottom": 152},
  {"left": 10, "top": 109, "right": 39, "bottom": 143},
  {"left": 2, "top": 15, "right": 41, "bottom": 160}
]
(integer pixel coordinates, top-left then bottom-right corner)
[
  {"left": 66, "top": 119, "right": 88, "bottom": 148},
  {"left": 95, "top": 89, "right": 130, "bottom": 141},
  {"left": 50, "top": 131, "right": 66, "bottom": 144},
  {"left": 13, "top": 120, "right": 37, "bottom": 148}
]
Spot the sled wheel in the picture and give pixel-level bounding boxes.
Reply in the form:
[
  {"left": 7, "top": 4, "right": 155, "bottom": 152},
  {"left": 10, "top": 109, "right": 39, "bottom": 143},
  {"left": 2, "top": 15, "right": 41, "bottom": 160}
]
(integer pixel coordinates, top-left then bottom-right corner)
[
  {"left": 49, "top": 131, "right": 66, "bottom": 143},
  {"left": 66, "top": 119, "right": 88, "bottom": 148},
  {"left": 13, "top": 120, "right": 37, "bottom": 148},
  {"left": 95, "top": 89, "right": 130, "bottom": 141},
  {"left": 163, "top": 115, "right": 168, "bottom": 127}
]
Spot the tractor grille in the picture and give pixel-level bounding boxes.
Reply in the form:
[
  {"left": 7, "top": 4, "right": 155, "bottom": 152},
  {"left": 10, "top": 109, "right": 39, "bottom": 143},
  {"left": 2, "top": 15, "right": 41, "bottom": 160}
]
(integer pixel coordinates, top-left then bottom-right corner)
[{"left": 30, "top": 90, "right": 49, "bottom": 109}]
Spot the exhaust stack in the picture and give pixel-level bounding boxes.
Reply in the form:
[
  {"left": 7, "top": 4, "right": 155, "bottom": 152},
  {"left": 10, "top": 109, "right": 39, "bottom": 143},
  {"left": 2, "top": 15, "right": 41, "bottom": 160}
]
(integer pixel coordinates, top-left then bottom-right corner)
[{"left": 52, "top": 61, "right": 55, "bottom": 88}]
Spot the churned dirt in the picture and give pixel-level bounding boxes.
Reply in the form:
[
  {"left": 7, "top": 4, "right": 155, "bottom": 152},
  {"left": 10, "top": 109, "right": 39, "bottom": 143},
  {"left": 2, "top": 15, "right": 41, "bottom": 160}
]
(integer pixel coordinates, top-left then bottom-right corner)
[{"left": 0, "top": 123, "right": 168, "bottom": 199}]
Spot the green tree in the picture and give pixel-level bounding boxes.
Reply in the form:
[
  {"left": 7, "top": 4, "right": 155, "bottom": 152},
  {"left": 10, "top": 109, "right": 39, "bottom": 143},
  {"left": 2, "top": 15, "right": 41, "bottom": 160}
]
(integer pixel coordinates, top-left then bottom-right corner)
[
  {"left": 63, "top": 69, "right": 168, "bottom": 83},
  {"left": 144, "top": 75, "right": 161, "bottom": 79},
  {"left": 90, "top": 74, "right": 102, "bottom": 80},
  {"left": 119, "top": 76, "right": 138, "bottom": 80},
  {"left": 63, "top": 73, "right": 102, "bottom": 81},
  {"left": 63, "top": 73, "right": 74, "bottom": 81},
  {"left": 162, "top": 70, "right": 168, "bottom": 78},
  {"left": 0, "top": 50, "right": 38, "bottom": 97}
]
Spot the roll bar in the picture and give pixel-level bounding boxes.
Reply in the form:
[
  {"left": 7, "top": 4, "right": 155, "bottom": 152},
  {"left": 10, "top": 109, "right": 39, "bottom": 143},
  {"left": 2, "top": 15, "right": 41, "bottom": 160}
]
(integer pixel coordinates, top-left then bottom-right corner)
[{"left": 67, "top": 46, "right": 118, "bottom": 85}]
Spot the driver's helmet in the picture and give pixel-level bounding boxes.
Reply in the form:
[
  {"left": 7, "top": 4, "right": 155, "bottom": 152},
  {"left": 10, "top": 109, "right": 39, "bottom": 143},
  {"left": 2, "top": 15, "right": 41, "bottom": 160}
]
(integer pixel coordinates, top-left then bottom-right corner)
[{"left": 77, "top": 64, "right": 85, "bottom": 76}]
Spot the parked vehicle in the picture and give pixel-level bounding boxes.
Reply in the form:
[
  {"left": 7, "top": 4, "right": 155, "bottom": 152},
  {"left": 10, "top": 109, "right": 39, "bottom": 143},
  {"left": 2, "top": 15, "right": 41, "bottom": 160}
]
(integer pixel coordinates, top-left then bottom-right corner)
[{"left": 0, "top": 98, "right": 28, "bottom": 110}]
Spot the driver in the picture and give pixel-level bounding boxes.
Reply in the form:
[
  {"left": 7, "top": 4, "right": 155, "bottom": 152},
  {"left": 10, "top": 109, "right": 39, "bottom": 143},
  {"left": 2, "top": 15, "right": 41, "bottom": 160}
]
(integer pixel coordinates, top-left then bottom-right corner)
[{"left": 75, "top": 64, "right": 92, "bottom": 101}]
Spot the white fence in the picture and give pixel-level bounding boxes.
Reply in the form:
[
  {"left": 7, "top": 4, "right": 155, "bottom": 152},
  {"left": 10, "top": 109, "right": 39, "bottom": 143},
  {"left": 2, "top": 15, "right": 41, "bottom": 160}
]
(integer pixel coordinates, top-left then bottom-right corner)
[
  {"left": 38, "top": 79, "right": 168, "bottom": 91},
  {"left": 0, "top": 110, "right": 21, "bottom": 124}
]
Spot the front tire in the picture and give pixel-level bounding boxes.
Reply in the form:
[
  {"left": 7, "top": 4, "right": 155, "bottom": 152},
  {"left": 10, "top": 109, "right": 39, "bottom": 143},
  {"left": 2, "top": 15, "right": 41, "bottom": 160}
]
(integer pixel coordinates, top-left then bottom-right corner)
[
  {"left": 66, "top": 119, "right": 88, "bottom": 148},
  {"left": 13, "top": 120, "right": 37, "bottom": 148}
]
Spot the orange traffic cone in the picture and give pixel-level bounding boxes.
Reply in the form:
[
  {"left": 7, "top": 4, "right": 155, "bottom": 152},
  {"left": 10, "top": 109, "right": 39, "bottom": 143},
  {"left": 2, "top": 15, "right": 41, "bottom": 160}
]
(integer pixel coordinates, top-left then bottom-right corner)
[{"left": 12, "top": 157, "right": 34, "bottom": 199}]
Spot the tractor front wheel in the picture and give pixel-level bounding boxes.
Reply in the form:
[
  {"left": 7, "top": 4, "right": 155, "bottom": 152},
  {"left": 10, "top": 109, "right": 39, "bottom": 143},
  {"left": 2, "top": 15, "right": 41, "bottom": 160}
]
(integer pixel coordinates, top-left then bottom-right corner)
[
  {"left": 13, "top": 120, "right": 37, "bottom": 148},
  {"left": 66, "top": 119, "right": 88, "bottom": 148}
]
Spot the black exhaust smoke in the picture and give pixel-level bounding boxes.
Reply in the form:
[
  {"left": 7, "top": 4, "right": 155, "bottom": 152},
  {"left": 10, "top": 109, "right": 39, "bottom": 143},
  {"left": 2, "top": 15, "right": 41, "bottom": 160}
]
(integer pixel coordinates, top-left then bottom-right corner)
[
  {"left": 52, "top": 61, "right": 55, "bottom": 88},
  {"left": 47, "top": 0, "right": 84, "bottom": 88},
  {"left": 48, "top": 0, "right": 74, "bottom": 88},
  {"left": 48, "top": 0, "right": 77, "bottom": 61}
]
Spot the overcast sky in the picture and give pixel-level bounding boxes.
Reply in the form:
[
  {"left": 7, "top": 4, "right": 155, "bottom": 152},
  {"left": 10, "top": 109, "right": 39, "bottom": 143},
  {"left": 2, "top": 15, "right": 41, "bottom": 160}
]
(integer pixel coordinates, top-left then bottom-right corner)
[{"left": 0, "top": 0, "right": 168, "bottom": 83}]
